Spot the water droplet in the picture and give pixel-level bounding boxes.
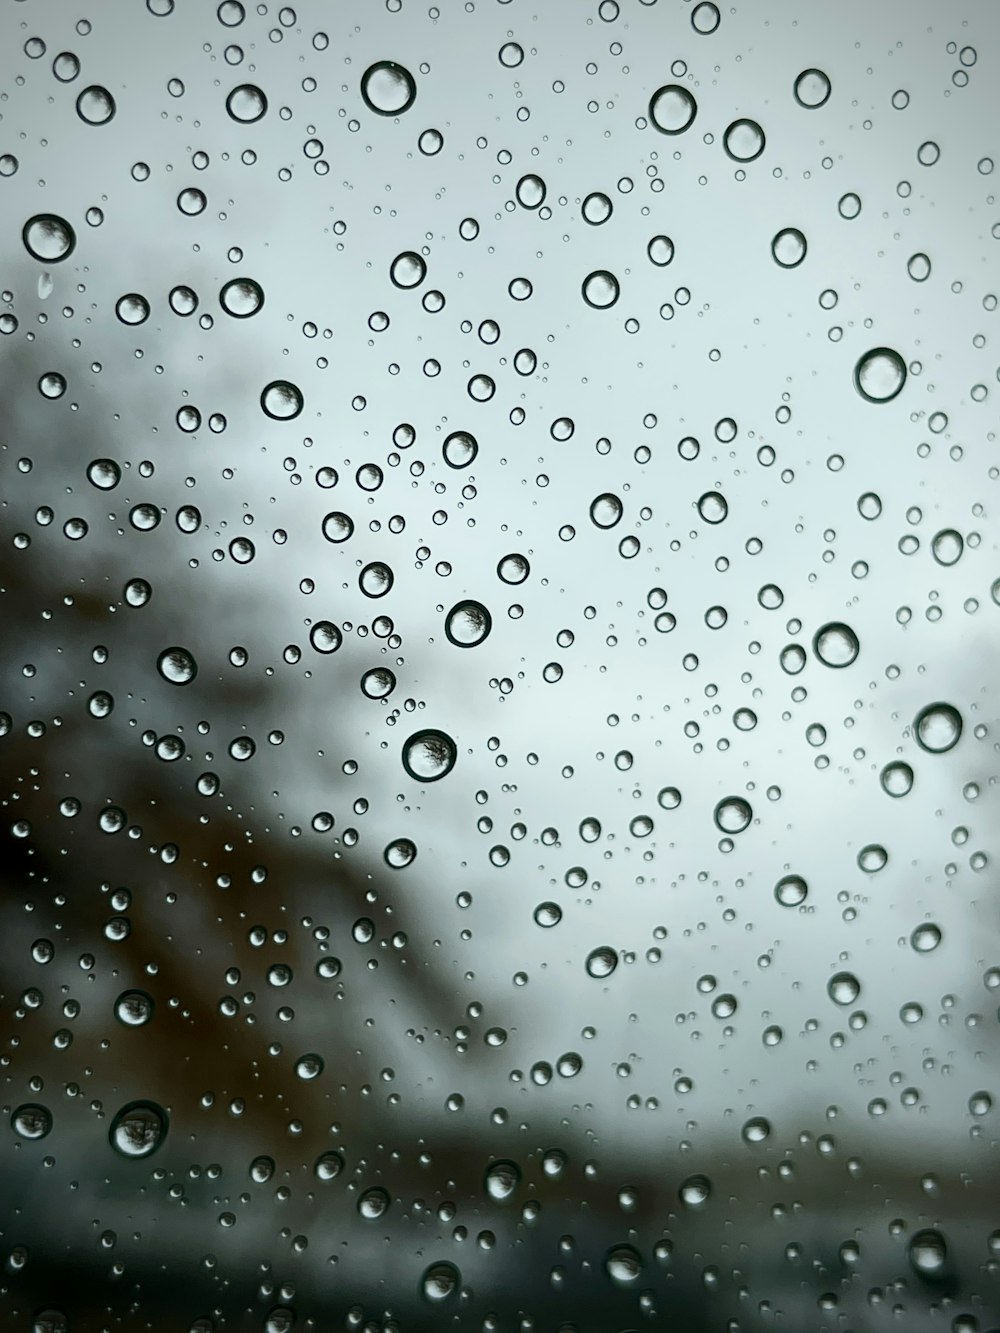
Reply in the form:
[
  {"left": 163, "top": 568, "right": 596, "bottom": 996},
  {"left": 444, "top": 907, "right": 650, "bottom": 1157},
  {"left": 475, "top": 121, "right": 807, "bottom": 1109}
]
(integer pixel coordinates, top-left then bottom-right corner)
[
  {"left": 931, "top": 528, "right": 963, "bottom": 566},
  {"left": 714, "top": 796, "right": 752, "bottom": 834},
  {"left": 360, "top": 561, "right": 393, "bottom": 597},
  {"left": 361, "top": 667, "right": 396, "bottom": 699},
  {"left": 605, "top": 1243, "right": 644, "bottom": 1283},
  {"left": 321, "top": 511, "right": 353, "bottom": 543},
  {"left": 226, "top": 83, "right": 267, "bottom": 122},
  {"left": 590, "top": 492, "right": 623, "bottom": 528},
  {"left": 723, "top": 117, "right": 765, "bottom": 162},
  {"left": 911, "top": 923, "right": 941, "bottom": 953},
  {"left": 315, "top": 1151, "right": 344, "bottom": 1180},
  {"left": 649, "top": 84, "right": 697, "bottom": 134},
  {"left": 295, "top": 1053, "right": 324, "bottom": 1080},
  {"left": 909, "top": 1229, "right": 947, "bottom": 1276},
  {"left": 880, "top": 761, "right": 914, "bottom": 797},
  {"left": 402, "top": 728, "right": 457, "bottom": 782},
  {"left": 679, "top": 1174, "right": 711, "bottom": 1207},
  {"left": 443, "top": 430, "right": 478, "bottom": 468},
  {"left": 586, "top": 945, "right": 618, "bottom": 978},
  {"left": 497, "top": 552, "right": 530, "bottom": 584},
  {"left": 114, "top": 989, "right": 154, "bottom": 1026},
  {"left": 445, "top": 599, "right": 492, "bottom": 647},
  {"left": 484, "top": 1159, "right": 521, "bottom": 1201},
  {"left": 23, "top": 214, "right": 76, "bottom": 263},
  {"left": 813, "top": 621, "right": 859, "bottom": 667},
  {"left": 857, "top": 843, "right": 888, "bottom": 873},
  {"left": 76, "top": 85, "right": 116, "bottom": 124},
  {"left": 771, "top": 227, "right": 807, "bottom": 267},
  {"left": 691, "top": 2, "right": 721, "bottom": 33},
  {"left": 421, "top": 1261, "right": 460, "bottom": 1303},
  {"left": 854, "top": 347, "right": 906, "bottom": 402},
  {"left": 109, "top": 1101, "right": 168, "bottom": 1158},
  {"left": 357, "top": 1186, "right": 389, "bottom": 1219},
  {"left": 361, "top": 61, "right": 416, "bottom": 116},
  {"left": 774, "top": 874, "right": 807, "bottom": 906},
  {"left": 647, "top": 234, "right": 675, "bottom": 265},
  {"left": 220, "top": 277, "right": 264, "bottom": 317},
  {"left": 582, "top": 270, "right": 620, "bottom": 308},
  {"left": 11, "top": 1103, "right": 52, "bottom": 1139},
  {"left": 827, "top": 971, "right": 860, "bottom": 1005},
  {"left": 741, "top": 1116, "right": 771, "bottom": 1143},
  {"left": 384, "top": 837, "right": 417, "bottom": 869},
  {"left": 793, "top": 68, "right": 831, "bottom": 108},
  {"left": 157, "top": 646, "right": 197, "bottom": 685},
  {"left": 516, "top": 173, "right": 546, "bottom": 208},
  {"left": 914, "top": 702, "right": 962, "bottom": 753},
  {"left": 697, "top": 491, "right": 728, "bottom": 523},
  {"left": 87, "top": 458, "right": 121, "bottom": 489},
  {"left": 261, "top": 380, "right": 303, "bottom": 420},
  {"left": 907, "top": 252, "right": 931, "bottom": 281},
  {"left": 582, "top": 192, "right": 613, "bottom": 224},
  {"left": 115, "top": 293, "right": 150, "bottom": 324},
  {"left": 390, "top": 250, "right": 427, "bottom": 289},
  {"left": 250, "top": 1155, "right": 275, "bottom": 1183},
  {"left": 309, "top": 621, "right": 342, "bottom": 654}
]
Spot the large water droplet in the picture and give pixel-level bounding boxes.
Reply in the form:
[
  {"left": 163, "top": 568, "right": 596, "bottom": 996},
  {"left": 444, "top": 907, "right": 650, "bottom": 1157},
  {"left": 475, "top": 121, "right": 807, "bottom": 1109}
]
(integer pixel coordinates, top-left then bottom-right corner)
[
  {"left": 582, "top": 270, "right": 620, "bottom": 308},
  {"left": 23, "top": 213, "right": 76, "bottom": 263},
  {"left": 11, "top": 1103, "right": 52, "bottom": 1139},
  {"left": 220, "top": 277, "right": 264, "bottom": 317},
  {"left": 226, "top": 83, "right": 267, "bottom": 122},
  {"left": 420, "top": 1261, "right": 460, "bottom": 1303},
  {"left": 384, "top": 837, "right": 417, "bottom": 869},
  {"left": 854, "top": 347, "right": 906, "bottom": 402},
  {"left": 586, "top": 945, "right": 618, "bottom": 978},
  {"left": 114, "top": 989, "right": 155, "bottom": 1026},
  {"left": 76, "top": 85, "right": 116, "bottom": 124},
  {"left": 909, "top": 1229, "right": 947, "bottom": 1276},
  {"left": 109, "top": 1100, "right": 168, "bottom": 1158},
  {"left": 321, "top": 511, "right": 354, "bottom": 543},
  {"left": 910, "top": 922, "right": 941, "bottom": 953},
  {"left": 793, "top": 68, "right": 831, "bottom": 108},
  {"left": 358, "top": 1186, "right": 389, "bottom": 1219},
  {"left": 713, "top": 796, "right": 752, "bottom": 834},
  {"left": 260, "top": 380, "right": 303, "bottom": 420},
  {"left": 497, "top": 553, "right": 530, "bottom": 584},
  {"left": 813, "top": 621, "right": 859, "bottom": 667},
  {"left": 445, "top": 599, "right": 492, "bottom": 647},
  {"left": 361, "top": 61, "right": 417, "bottom": 116},
  {"left": 443, "top": 430, "right": 478, "bottom": 468},
  {"left": 649, "top": 84, "right": 697, "bottom": 134},
  {"left": 914, "top": 702, "right": 962, "bottom": 753},
  {"left": 827, "top": 971, "right": 860, "bottom": 1005},
  {"left": 605, "top": 1243, "right": 644, "bottom": 1283},
  {"left": 771, "top": 227, "right": 807, "bottom": 267},
  {"left": 402, "top": 728, "right": 457, "bottom": 782},
  {"left": 930, "top": 528, "right": 963, "bottom": 566},
  {"left": 115, "top": 292, "right": 150, "bottom": 324},
  {"left": 590, "top": 492, "right": 623, "bottom": 528},
  {"left": 309, "top": 621, "right": 342, "bottom": 654},
  {"left": 390, "top": 250, "right": 427, "bottom": 288},
  {"left": 679, "top": 1173, "right": 711, "bottom": 1207},
  {"left": 774, "top": 874, "right": 807, "bottom": 906},
  {"left": 484, "top": 1159, "right": 521, "bottom": 1201},
  {"left": 157, "top": 646, "right": 197, "bottom": 685},
  {"left": 723, "top": 117, "right": 765, "bottom": 161}
]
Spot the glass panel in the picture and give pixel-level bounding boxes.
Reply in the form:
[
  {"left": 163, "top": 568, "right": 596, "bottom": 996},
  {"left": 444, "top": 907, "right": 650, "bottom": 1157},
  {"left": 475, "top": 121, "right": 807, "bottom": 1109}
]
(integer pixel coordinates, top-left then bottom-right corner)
[{"left": 1, "top": 2, "right": 998, "bottom": 1330}]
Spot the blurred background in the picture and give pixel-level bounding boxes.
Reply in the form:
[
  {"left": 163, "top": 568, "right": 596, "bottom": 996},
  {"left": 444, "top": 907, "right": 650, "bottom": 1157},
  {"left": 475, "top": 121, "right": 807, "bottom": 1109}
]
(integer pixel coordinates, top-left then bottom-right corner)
[{"left": 1, "top": 0, "right": 999, "bottom": 1329}]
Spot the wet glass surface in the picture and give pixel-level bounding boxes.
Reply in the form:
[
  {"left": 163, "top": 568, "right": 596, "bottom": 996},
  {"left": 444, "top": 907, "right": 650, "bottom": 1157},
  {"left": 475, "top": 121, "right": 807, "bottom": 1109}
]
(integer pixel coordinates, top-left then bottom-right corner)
[{"left": 1, "top": 1, "right": 999, "bottom": 1330}]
